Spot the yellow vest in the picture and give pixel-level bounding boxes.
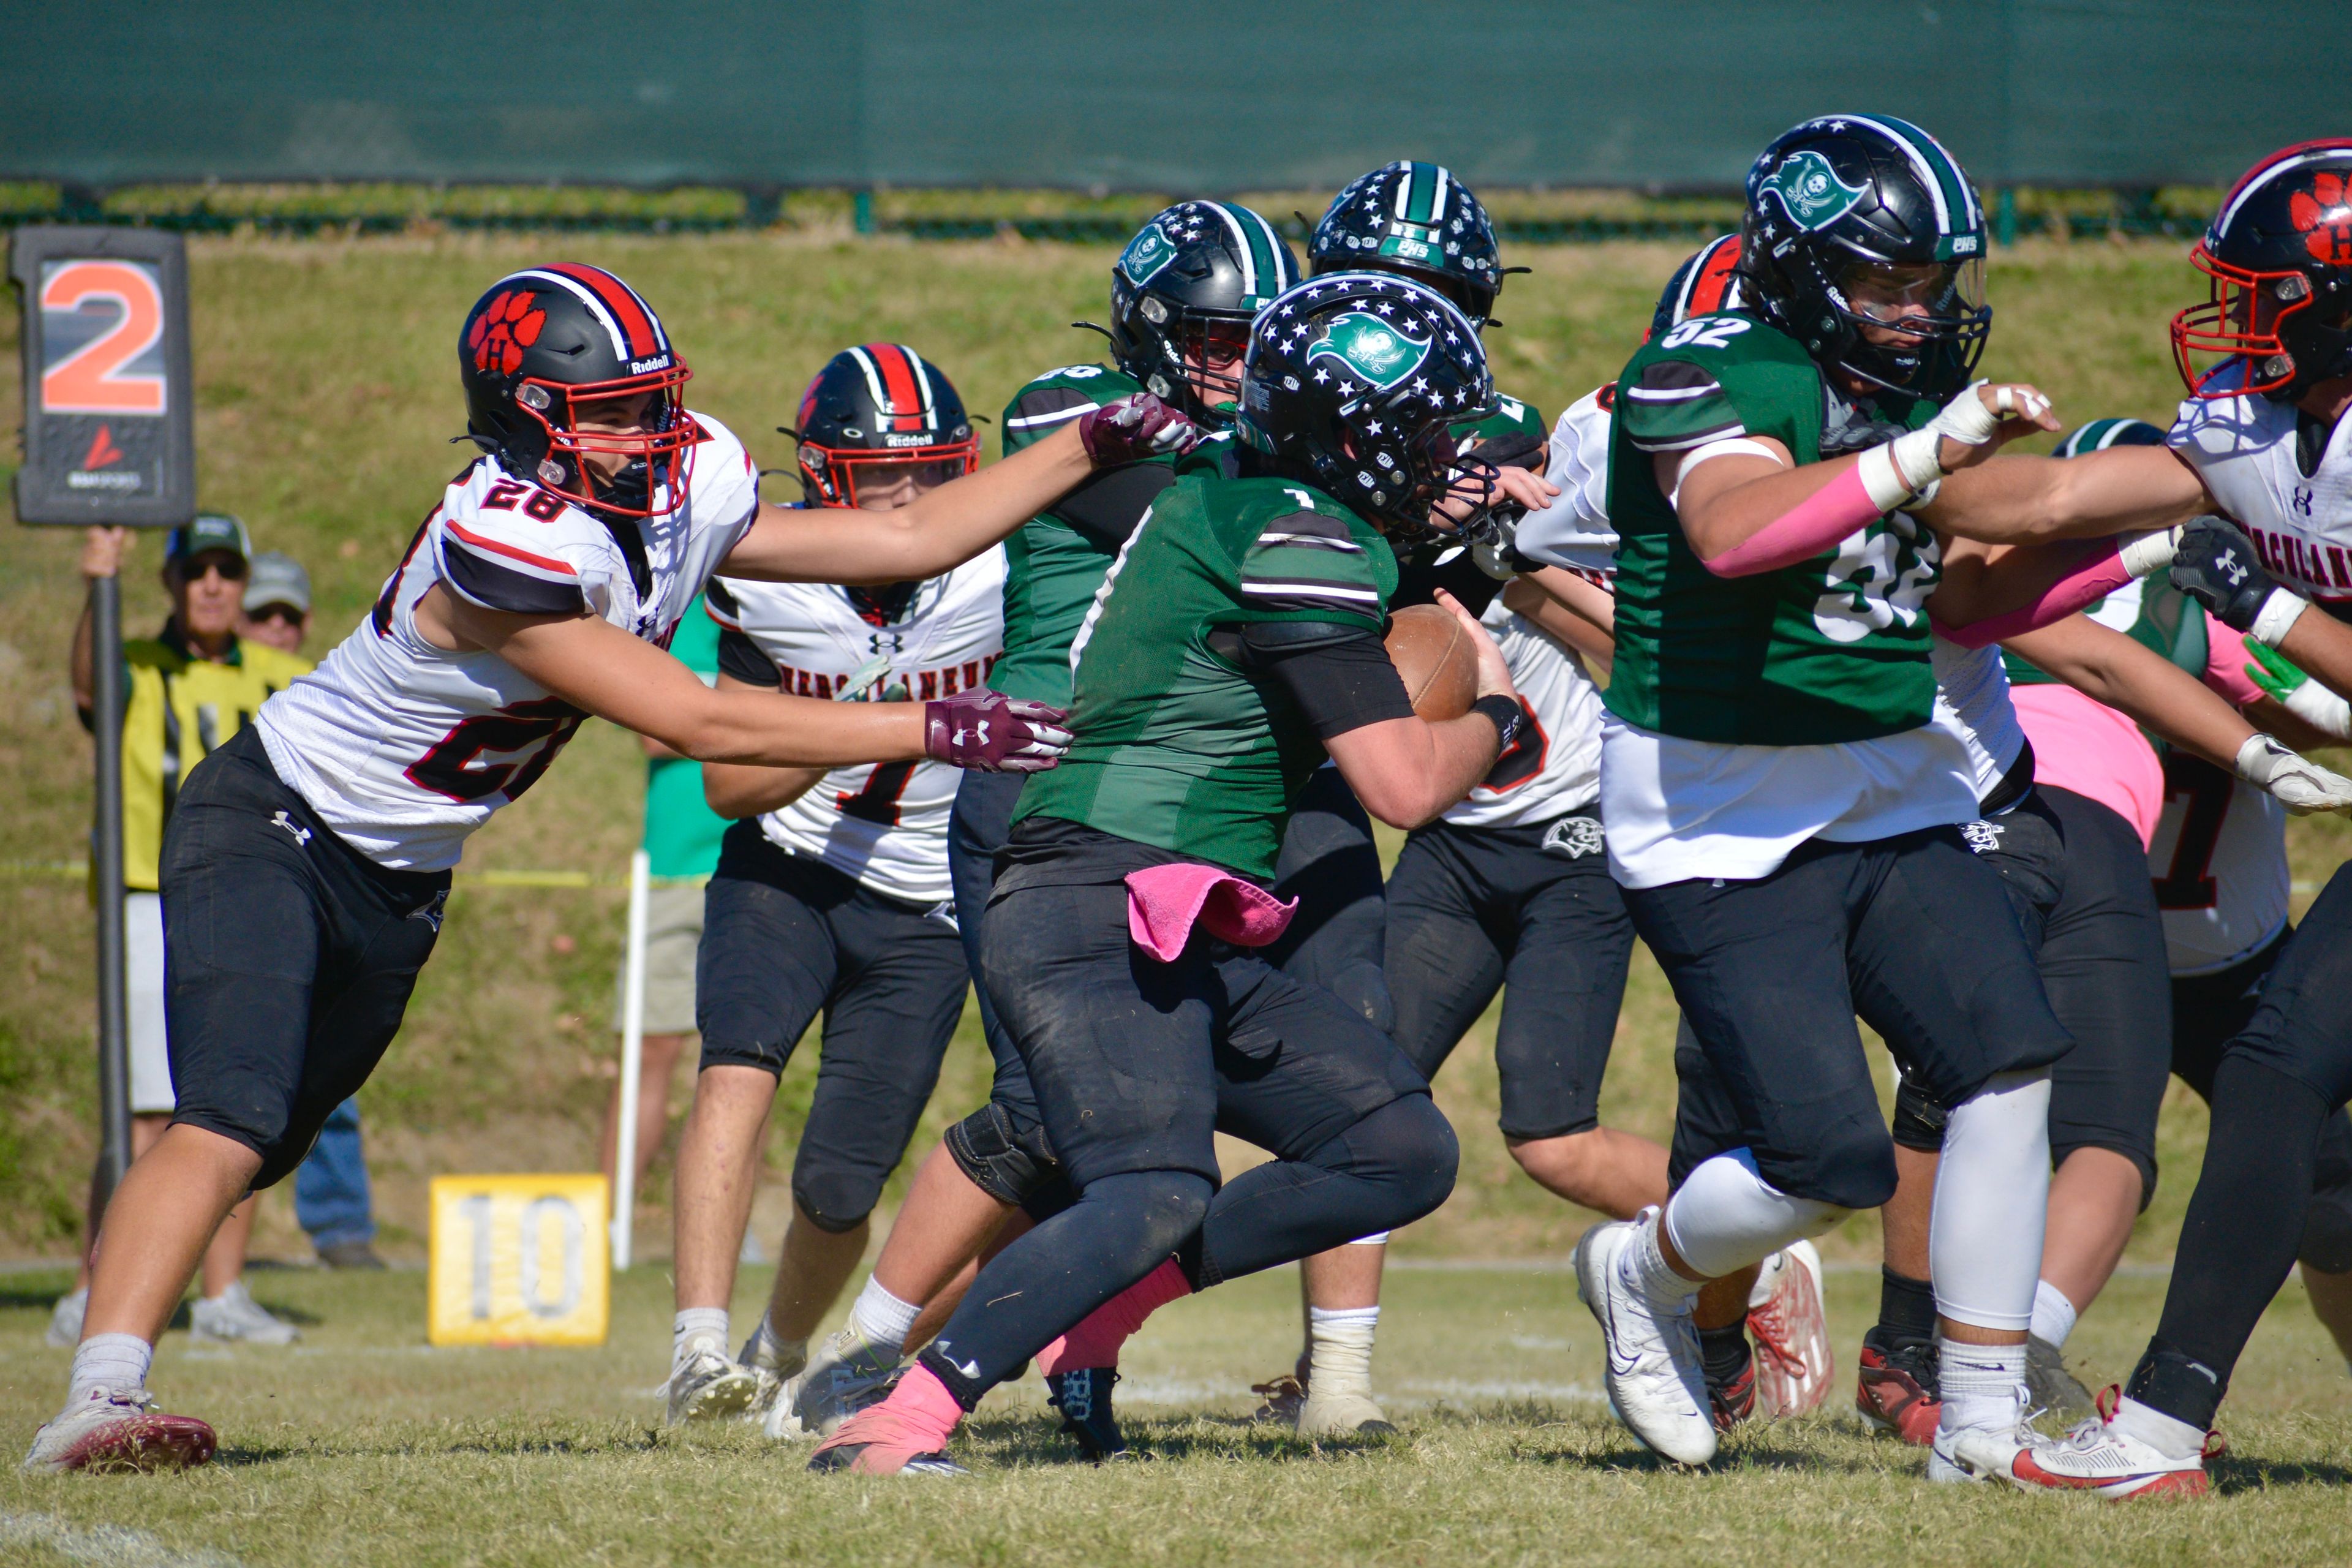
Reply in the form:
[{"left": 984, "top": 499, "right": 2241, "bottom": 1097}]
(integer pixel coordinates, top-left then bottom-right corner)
[{"left": 116, "top": 629, "right": 313, "bottom": 890}]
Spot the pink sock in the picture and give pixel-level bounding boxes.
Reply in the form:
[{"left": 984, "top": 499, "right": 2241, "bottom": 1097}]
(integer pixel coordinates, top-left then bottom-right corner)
[
  {"left": 1036, "top": 1258, "right": 1193, "bottom": 1376},
  {"left": 816, "top": 1361, "right": 965, "bottom": 1472}
]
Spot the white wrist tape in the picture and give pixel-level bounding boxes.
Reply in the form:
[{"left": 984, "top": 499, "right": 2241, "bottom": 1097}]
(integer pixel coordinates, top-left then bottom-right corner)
[
  {"left": 2250, "top": 587, "right": 2310, "bottom": 647},
  {"left": 1926, "top": 379, "right": 2003, "bottom": 447},
  {"left": 2116, "top": 527, "right": 2182, "bottom": 579},
  {"left": 2284, "top": 677, "right": 2352, "bottom": 742},
  {"left": 1859, "top": 439, "right": 1931, "bottom": 512},
  {"left": 1668, "top": 437, "right": 1785, "bottom": 510}
]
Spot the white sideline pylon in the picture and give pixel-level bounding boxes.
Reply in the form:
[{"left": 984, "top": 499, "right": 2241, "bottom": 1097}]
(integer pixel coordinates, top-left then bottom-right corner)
[{"left": 612, "top": 847, "right": 651, "bottom": 1270}]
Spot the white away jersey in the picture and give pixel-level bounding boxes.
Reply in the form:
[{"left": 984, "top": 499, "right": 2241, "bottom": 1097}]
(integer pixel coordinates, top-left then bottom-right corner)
[
  {"left": 2149, "top": 753, "right": 2291, "bottom": 976},
  {"left": 709, "top": 549, "right": 1005, "bottom": 905},
  {"left": 257, "top": 415, "right": 761, "bottom": 871},
  {"left": 1444, "top": 595, "right": 1603, "bottom": 830},
  {"left": 1929, "top": 635, "right": 2027, "bottom": 810},
  {"left": 2170, "top": 375, "right": 2352, "bottom": 608},
  {"left": 1513, "top": 385, "right": 1619, "bottom": 577}
]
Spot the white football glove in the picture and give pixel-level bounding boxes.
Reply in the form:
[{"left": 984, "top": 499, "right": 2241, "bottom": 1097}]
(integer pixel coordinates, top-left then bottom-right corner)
[{"left": 2234, "top": 733, "right": 2352, "bottom": 815}]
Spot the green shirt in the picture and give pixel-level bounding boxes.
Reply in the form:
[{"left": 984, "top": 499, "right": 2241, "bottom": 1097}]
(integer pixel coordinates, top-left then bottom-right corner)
[
  {"left": 990, "top": 363, "right": 1175, "bottom": 708},
  {"left": 1014, "top": 472, "right": 1396, "bottom": 880},
  {"left": 1606, "top": 311, "right": 1941, "bottom": 746},
  {"left": 643, "top": 594, "right": 729, "bottom": 878}
]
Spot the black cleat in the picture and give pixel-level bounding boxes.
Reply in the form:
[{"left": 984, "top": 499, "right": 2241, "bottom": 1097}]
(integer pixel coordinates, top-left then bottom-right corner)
[{"left": 1044, "top": 1367, "right": 1127, "bottom": 1460}]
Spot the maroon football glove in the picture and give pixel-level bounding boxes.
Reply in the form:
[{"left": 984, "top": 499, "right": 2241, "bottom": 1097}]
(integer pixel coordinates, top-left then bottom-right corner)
[
  {"left": 924, "top": 689, "right": 1072, "bottom": 774},
  {"left": 1077, "top": 391, "right": 1202, "bottom": 466}
]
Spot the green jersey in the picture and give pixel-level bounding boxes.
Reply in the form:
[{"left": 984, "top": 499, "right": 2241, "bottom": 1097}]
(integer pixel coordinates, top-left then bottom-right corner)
[
  {"left": 1606, "top": 311, "right": 1941, "bottom": 746},
  {"left": 1014, "top": 473, "right": 1396, "bottom": 880},
  {"left": 991, "top": 363, "right": 1174, "bottom": 707},
  {"left": 1457, "top": 391, "right": 1544, "bottom": 447},
  {"left": 642, "top": 593, "right": 730, "bottom": 879}
]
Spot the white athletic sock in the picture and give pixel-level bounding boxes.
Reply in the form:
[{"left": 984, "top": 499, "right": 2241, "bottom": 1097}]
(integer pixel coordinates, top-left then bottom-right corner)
[
  {"left": 1661, "top": 1150, "right": 1847, "bottom": 1281},
  {"left": 846, "top": 1276, "right": 921, "bottom": 1359},
  {"left": 1305, "top": 1306, "right": 1379, "bottom": 1396},
  {"left": 1930, "top": 1071, "right": 2052, "bottom": 1332},
  {"left": 2030, "top": 1278, "right": 2079, "bottom": 1351},
  {"left": 738, "top": 1311, "right": 804, "bottom": 1374},
  {"left": 2113, "top": 1393, "right": 2207, "bottom": 1459},
  {"left": 1936, "top": 1336, "right": 2027, "bottom": 1434},
  {"left": 70, "top": 1333, "right": 153, "bottom": 1402},
  {"left": 672, "top": 1307, "right": 729, "bottom": 1368},
  {"left": 1621, "top": 1208, "right": 1706, "bottom": 1302}
]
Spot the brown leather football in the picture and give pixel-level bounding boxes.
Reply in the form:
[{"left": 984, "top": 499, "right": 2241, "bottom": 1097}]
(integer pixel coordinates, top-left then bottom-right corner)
[{"left": 1384, "top": 603, "right": 1478, "bottom": 721}]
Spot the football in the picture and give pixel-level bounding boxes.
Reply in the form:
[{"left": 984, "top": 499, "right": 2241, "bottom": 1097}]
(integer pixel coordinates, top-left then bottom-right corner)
[{"left": 1384, "top": 603, "right": 1479, "bottom": 721}]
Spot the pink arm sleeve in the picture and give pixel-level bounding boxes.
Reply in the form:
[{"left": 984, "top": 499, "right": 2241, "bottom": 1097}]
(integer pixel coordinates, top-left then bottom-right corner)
[
  {"left": 1697, "top": 462, "right": 1886, "bottom": 579},
  {"left": 2202, "top": 616, "right": 2264, "bottom": 708},
  {"left": 1932, "top": 540, "right": 2132, "bottom": 650}
]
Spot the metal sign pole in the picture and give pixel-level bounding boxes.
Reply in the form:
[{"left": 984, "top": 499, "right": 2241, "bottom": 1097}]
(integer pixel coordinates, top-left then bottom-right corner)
[
  {"left": 11, "top": 226, "right": 198, "bottom": 1210},
  {"left": 611, "top": 848, "right": 652, "bottom": 1270},
  {"left": 88, "top": 573, "right": 133, "bottom": 1204}
]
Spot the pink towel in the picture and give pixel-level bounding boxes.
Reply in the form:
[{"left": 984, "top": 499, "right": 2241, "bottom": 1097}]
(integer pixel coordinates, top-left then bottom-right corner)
[{"left": 1125, "top": 863, "right": 1297, "bottom": 961}]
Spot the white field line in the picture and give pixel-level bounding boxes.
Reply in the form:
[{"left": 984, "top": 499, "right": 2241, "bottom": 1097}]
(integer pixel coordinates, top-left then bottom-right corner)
[{"left": 0, "top": 1513, "right": 243, "bottom": 1568}]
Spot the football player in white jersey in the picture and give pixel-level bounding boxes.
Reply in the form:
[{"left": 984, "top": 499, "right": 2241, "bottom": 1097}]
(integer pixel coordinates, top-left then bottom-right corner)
[
  {"left": 24, "top": 266, "right": 1199, "bottom": 1475},
  {"left": 659, "top": 345, "right": 1012, "bottom": 1425}
]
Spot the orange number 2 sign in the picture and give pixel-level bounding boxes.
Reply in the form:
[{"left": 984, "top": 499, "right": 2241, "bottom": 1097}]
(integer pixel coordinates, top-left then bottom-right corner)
[{"left": 40, "top": 260, "right": 167, "bottom": 416}]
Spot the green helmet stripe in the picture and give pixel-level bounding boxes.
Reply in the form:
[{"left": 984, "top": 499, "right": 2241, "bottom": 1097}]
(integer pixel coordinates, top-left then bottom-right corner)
[
  {"left": 1395, "top": 161, "right": 1446, "bottom": 227},
  {"left": 1852, "top": 113, "right": 1981, "bottom": 239},
  {"left": 1214, "top": 202, "right": 1288, "bottom": 301}
]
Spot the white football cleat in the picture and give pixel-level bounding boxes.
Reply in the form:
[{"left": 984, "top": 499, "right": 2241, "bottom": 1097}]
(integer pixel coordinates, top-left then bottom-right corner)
[
  {"left": 1574, "top": 1212, "right": 1715, "bottom": 1466},
  {"left": 737, "top": 1329, "right": 802, "bottom": 1423},
  {"left": 1296, "top": 1387, "right": 1396, "bottom": 1439},
  {"left": 1747, "top": 1240, "right": 1834, "bottom": 1418},
  {"left": 45, "top": 1287, "right": 87, "bottom": 1350},
  {"left": 767, "top": 1325, "right": 900, "bottom": 1440},
  {"left": 23, "top": 1388, "right": 216, "bottom": 1474},
  {"left": 2005, "top": 1394, "right": 2212, "bottom": 1499},
  {"left": 665, "top": 1346, "right": 763, "bottom": 1426},
  {"left": 1927, "top": 1418, "right": 2034, "bottom": 1484},
  {"left": 189, "top": 1281, "right": 300, "bottom": 1345}
]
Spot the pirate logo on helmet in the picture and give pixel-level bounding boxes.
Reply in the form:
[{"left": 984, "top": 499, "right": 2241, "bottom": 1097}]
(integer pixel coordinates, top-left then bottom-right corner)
[
  {"left": 1305, "top": 311, "right": 1434, "bottom": 393},
  {"left": 1759, "top": 150, "right": 1871, "bottom": 233}
]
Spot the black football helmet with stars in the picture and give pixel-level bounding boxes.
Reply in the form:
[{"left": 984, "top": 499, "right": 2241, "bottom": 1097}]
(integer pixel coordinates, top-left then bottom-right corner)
[
  {"left": 1737, "top": 115, "right": 1991, "bottom": 400},
  {"left": 1236, "top": 271, "right": 1496, "bottom": 539},
  {"left": 1309, "top": 162, "right": 1504, "bottom": 327},
  {"left": 1107, "top": 201, "right": 1300, "bottom": 424}
]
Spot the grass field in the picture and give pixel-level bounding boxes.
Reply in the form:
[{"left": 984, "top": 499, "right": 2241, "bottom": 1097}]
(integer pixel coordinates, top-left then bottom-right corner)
[{"left": 2, "top": 1261, "right": 2351, "bottom": 1565}]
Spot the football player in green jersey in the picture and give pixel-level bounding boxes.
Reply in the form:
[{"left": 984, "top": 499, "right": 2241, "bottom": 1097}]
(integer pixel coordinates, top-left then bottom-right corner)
[
  {"left": 772, "top": 202, "right": 1313, "bottom": 1451},
  {"left": 1575, "top": 113, "right": 2135, "bottom": 1482},
  {"left": 809, "top": 273, "right": 1551, "bottom": 1475}
]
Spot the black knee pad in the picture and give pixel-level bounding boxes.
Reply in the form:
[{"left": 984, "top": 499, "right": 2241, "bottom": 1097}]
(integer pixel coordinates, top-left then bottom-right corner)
[
  {"left": 1312, "top": 1094, "right": 1461, "bottom": 1223},
  {"left": 944, "top": 1099, "right": 1058, "bottom": 1208},
  {"left": 1891, "top": 1077, "right": 1948, "bottom": 1153},
  {"left": 2049, "top": 1137, "right": 2160, "bottom": 1214},
  {"left": 790, "top": 1167, "right": 882, "bottom": 1234}
]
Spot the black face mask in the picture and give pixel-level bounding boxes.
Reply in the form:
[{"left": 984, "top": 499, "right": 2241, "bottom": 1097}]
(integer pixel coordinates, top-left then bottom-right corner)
[{"left": 846, "top": 582, "right": 919, "bottom": 627}]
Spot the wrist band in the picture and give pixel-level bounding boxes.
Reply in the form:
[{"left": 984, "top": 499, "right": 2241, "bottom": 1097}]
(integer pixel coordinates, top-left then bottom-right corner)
[
  {"left": 2251, "top": 588, "right": 2310, "bottom": 647},
  {"left": 1469, "top": 693, "right": 1525, "bottom": 751}
]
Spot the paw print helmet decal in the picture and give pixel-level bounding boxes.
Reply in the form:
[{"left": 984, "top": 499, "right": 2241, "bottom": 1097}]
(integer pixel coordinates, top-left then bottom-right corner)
[
  {"left": 1235, "top": 271, "right": 1495, "bottom": 538},
  {"left": 1309, "top": 162, "right": 1504, "bottom": 326},
  {"left": 2174, "top": 140, "right": 2352, "bottom": 402},
  {"left": 458, "top": 263, "right": 695, "bottom": 519}
]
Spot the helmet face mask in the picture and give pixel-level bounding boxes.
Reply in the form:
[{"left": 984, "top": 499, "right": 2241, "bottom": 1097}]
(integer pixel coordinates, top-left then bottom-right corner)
[
  {"left": 461, "top": 266, "right": 696, "bottom": 520},
  {"left": 1736, "top": 115, "right": 1992, "bottom": 400},
  {"left": 1110, "top": 202, "right": 1301, "bottom": 425},
  {"left": 1236, "top": 271, "right": 1496, "bottom": 540},
  {"left": 791, "top": 344, "right": 979, "bottom": 511}
]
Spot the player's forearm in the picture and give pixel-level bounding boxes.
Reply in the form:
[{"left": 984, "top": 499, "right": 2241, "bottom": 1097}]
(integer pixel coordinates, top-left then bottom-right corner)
[
  {"left": 1333, "top": 714, "right": 1503, "bottom": 829},
  {"left": 700, "top": 758, "right": 824, "bottom": 818},
  {"left": 724, "top": 426, "right": 1093, "bottom": 585},
  {"left": 1506, "top": 570, "right": 1615, "bottom": 676},
  {"left": 661, "top": 690, "right": 924, "bottom": 770},
  {"left": 2275, "top": 610, "right": 2352, "bottom": 709},
  {"left": 1926, "top": 450, "right": 2207, "bottom": 545},
  {"left": 2002, "top": 616, "right": 2249, "bottom": 772},
  {"left": 69, "top": 601, "right": 97, "bottom": 710}
]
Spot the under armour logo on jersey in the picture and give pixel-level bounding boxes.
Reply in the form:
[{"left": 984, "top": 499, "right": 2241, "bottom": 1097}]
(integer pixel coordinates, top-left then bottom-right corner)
[
  {"left": 2294, "top": 486, "right": 2315, "bottom": 517},
  {"left": 270, "top": 810, "right": 312, "bottom": 847},
  {"left": 1542, "top": 816, "right": 1605, "bottom": 859},
  {"left": 1961, "top": 820, "right": 2005, "bottom": 855}
]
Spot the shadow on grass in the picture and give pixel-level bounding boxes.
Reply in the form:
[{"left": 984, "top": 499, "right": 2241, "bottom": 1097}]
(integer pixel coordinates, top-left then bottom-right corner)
[
  {"left": 2211, "top": 1452, "right": 2352, "bottom": 1493},
  {"left": 960, "top": 1412, "right": 1413, "bottom": 1469}
]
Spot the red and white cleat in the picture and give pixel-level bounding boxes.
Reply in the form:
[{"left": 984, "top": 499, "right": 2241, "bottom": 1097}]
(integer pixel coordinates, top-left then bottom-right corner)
[
  {"left": 1747, "top": 1240, "right": 1834, "bottom": 1418},
  {"left": 1856, "top": 1329, "right": 1941, "bottom": 1446},
  {"left": 2006, "top": 1390, "right": 2212, "bottom": 1499},
  {"left": 23, "top": 1388, "right": 216, "bottom": 1474}
]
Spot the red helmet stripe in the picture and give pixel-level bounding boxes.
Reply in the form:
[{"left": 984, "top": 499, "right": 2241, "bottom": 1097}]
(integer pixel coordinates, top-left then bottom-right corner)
[
  {"left": 543, "top": 263, "right": 665, "bottom": 359},
  {"left": 1690, "top": 235, "right": 1743, "bottom": 315},
  {"left": 875, "top": 343, "right": 927, "bottom": 431}
]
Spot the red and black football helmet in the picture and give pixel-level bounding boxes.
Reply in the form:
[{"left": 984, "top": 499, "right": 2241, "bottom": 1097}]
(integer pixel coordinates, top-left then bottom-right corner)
[
  {"left": 459, "top": 264, "right": 694, "bottom": 519},
  {"left": 2174, "top": 140, "right": 2352, "bottom": 402},
  {"left": 786, "top": 344, "right": 978, "bottom": 509}
]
